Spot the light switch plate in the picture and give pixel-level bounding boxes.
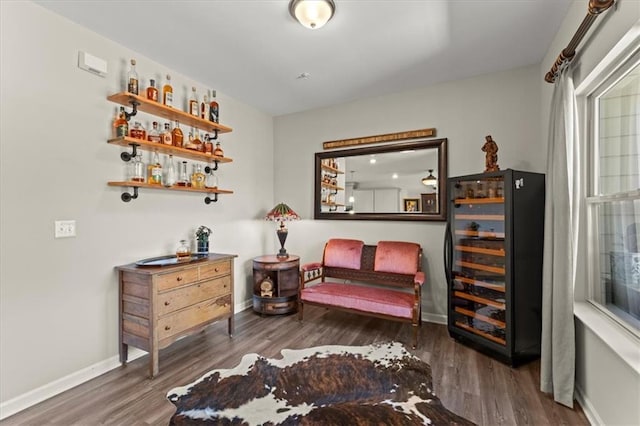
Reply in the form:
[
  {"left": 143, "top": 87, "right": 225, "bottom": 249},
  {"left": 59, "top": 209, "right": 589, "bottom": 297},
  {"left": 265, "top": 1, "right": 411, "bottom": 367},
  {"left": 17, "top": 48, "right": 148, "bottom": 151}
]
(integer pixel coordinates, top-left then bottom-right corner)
[{"left": 55, "top": 220, "right": 76, "bottom": 238}]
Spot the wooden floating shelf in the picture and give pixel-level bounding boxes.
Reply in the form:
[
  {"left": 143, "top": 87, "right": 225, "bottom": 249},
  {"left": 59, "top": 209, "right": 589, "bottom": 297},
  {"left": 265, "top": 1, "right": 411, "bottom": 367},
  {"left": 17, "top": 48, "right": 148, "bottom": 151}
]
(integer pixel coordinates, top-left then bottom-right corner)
[
  {"left": 455, "top": 321, "right": 506, "bottom": 346},
  {"left": 321, "top": 182, "right": 344, "bottom": 191},
  {"left": 108, "top": 181, "right": 233, "bottom": 195},
  {"left": 108, "top": 137, "right": 232, "bottom": 163},
  {"left": 454, "top": 197, "right": 505, "bottom": 205},
  {"left": 107, "top": 92, "right": 232, "bottom": 134},
  {"left": 321, "top": 164, "right": 344, "bottom": 174},
  {"left": 321, "top": 202, "right": 345, "bottom": 207},
  {"left": 455, "top": 245, "right": 505, "bottom": 257},
  {"left": 454, "top": 291, "right": 505, "bottom": 310}
]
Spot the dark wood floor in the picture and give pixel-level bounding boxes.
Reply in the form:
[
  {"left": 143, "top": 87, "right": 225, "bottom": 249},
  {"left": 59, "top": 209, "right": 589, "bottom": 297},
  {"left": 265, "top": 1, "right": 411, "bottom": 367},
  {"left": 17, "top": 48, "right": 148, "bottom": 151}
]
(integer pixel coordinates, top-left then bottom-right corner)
[{"left": 2, "top": 306, "right": 588, "bottom": 425}]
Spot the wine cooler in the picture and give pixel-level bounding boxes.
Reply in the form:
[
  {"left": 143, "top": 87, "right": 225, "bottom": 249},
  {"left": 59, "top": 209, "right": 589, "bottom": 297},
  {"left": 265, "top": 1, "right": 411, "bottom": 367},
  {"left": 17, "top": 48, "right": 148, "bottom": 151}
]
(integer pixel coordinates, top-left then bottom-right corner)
[{"left": 444, "top": 169, "right": 545, "bottom": 366}]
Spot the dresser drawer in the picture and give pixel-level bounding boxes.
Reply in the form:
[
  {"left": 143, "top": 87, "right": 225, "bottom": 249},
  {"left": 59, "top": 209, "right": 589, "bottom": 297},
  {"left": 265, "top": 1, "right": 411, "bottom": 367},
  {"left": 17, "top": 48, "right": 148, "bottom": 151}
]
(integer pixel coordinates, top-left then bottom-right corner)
[
  {"left": 156, "top": 267, "right": 200, "bottom": 292},
  {"left": 158, "top": 294, "right": 232, "bottom": 341},
  {"left": 200, "top": 260, "right": 231, "bottom": 280},
  {"left": 157, "top": 276, "right": 231, "bottom": 316}
]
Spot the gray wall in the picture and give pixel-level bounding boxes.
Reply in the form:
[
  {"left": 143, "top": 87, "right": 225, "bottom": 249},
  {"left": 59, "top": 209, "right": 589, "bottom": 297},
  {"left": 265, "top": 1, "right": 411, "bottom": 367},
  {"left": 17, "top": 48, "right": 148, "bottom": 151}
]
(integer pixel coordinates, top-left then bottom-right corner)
[
  {"left": 540, "top": 1, "right": 640, "bottom": 425},
  {"left": 274, "top": 64, "right": 543, "bottom": 322},
  {"left": 0, "top": 1, "right": 276, "bottom": 404}
]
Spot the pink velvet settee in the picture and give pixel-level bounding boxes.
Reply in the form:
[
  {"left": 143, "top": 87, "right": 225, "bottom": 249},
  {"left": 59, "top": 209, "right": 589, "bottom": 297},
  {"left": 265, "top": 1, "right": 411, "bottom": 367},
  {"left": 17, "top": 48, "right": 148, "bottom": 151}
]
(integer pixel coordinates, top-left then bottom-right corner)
[{"left": 299, "top": 239, "right": 425, "bottom": 348}]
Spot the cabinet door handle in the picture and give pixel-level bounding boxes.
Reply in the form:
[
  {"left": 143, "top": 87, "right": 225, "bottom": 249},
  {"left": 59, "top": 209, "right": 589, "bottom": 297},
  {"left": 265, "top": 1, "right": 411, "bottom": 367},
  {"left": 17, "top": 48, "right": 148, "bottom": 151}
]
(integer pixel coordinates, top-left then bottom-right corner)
[
  {"left": 176, "top": 276, "right": 183, "bottom": 282},
  {"left": 164, "top": 325, "right": 171, "bottom": 331}
]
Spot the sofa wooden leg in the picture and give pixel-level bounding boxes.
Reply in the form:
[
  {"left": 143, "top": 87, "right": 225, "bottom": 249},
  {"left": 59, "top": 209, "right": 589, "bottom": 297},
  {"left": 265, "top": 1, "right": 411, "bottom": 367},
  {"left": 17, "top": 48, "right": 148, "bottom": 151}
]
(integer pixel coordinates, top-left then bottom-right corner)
[{"left": 412, "top": 324, "right": 418, "bottom": 349}]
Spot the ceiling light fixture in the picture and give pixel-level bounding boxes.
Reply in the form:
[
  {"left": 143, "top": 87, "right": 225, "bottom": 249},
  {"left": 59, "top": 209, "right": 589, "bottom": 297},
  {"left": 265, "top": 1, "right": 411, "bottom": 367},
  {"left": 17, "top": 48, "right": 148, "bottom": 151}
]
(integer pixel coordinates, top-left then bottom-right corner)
[
  {"left": 289, "top": 0, "right": 336, "bottom": 30},
  {"left": 421, "top": 169, "right": 437, "bottom": 186}
]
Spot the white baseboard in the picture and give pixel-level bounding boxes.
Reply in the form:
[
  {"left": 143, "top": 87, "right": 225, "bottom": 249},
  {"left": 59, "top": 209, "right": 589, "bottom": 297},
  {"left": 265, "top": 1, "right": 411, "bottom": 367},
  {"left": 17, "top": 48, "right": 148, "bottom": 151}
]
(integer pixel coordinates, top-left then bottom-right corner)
[
  {"left": 0, "top": 348, "right": 147, "bottom": 421},
  {"left": 574, "top": 383, "right": 602, "bottom": 426},
  {"left": 0, "top": 301, "right": 442, "bottom": 420}
]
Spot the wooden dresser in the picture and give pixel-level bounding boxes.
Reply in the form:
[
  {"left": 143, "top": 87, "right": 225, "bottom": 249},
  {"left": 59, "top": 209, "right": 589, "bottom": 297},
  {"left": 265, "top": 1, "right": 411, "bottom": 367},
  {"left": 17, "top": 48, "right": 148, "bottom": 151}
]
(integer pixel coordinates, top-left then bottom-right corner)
[{"left": 117, "top": 253, "right": 236, "bottom": 377}]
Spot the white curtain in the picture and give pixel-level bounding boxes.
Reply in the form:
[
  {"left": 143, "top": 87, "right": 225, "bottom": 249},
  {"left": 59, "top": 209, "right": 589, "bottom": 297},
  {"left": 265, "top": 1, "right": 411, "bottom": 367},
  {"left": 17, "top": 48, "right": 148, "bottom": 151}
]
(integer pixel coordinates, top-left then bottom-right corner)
[{"left": 541, "top": 69, "right": 580, "bottom": 408}]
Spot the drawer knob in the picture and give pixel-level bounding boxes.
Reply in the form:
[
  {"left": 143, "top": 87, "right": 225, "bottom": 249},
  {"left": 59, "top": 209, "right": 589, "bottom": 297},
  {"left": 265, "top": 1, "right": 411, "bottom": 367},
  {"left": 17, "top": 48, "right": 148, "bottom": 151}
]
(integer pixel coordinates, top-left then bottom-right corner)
[
  {"left": 164, "top": 301, "right": 170, "bottom": 306},
  {"left": 215, "top": 267, "right": 220, "bottom": 272},
  {"left": 176, "top": 276, "right": 183, "bottom": 282},
  {"left": 165, "top": 325, "right": 171, "bottom": 331}
]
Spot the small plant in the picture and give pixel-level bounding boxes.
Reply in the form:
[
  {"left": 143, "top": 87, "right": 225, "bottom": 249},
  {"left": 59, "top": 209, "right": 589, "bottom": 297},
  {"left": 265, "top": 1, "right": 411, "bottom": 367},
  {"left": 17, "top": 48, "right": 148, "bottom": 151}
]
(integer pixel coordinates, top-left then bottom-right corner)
[{"left": 195, "top": 225, "right": 212, "bottom": 242}]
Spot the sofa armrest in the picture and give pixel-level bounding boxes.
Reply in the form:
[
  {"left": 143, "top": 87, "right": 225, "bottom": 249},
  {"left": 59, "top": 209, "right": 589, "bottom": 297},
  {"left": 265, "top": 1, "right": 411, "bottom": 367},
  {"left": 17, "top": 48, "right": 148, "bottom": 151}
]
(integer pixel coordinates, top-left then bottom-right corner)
[
  {"left": 414, "top": 271, "right": 425, "bottom": 286},
  {"left": 301, "top": 262, "right": 323, "bottom": 272},
  {"left": 300, "top": 262, "right": 323, "bottom": 290}
]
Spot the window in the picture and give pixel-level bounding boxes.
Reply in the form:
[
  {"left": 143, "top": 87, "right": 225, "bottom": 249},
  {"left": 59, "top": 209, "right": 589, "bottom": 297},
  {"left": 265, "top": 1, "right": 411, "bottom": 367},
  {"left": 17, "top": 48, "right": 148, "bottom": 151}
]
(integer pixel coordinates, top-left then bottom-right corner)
[{"left": 586, "top": 48, "right": 640, "bottom": 336}]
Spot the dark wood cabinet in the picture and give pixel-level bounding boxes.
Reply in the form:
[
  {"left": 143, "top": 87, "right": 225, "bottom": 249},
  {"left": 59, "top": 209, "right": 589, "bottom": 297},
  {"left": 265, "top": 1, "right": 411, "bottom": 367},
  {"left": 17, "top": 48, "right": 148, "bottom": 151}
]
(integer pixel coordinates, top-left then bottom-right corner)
[
  {"left": 444, "top": 169, "right": 545, "bottom": 366},
  {"left": 252, "top": 255, "right": 300, "bottom": 315}
]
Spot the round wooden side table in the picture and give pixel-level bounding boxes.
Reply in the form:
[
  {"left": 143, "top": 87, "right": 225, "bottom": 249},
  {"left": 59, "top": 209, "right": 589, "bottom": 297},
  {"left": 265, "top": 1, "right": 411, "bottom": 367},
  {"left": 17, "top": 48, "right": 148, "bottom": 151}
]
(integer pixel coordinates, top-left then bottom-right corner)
[{"left": 252, "top": 255, "right": 300, "bottom": 315}]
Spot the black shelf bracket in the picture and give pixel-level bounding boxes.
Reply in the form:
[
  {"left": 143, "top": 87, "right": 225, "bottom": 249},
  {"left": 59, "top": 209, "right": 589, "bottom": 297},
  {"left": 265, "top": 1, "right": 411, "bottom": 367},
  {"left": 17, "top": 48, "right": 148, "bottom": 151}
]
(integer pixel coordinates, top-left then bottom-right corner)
[
  {"left": 204, "top": 161, "right": 219, "bottom": 173},
  {"left": 124, "top": 100, "right": 139, "bottom": 121},
  {"left": 120, "top": 143, "right": 140, "bottom": 162},
  {"left": 121, "top": 187, "right": 139, "bottom": 202},
  {"left": 204, "top": 193, "right": 218, "bottom": 204},
  {"left": 210, "top": 129, "right": 219, "bottom": 140}
]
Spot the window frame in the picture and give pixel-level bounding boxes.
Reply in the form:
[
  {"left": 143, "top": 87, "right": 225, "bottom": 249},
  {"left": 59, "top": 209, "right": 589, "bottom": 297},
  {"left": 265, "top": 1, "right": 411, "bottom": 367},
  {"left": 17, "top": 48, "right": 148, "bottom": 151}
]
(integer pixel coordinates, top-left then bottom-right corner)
[{"left": 581, "top": 31, "right": 640, "bottom": 339}]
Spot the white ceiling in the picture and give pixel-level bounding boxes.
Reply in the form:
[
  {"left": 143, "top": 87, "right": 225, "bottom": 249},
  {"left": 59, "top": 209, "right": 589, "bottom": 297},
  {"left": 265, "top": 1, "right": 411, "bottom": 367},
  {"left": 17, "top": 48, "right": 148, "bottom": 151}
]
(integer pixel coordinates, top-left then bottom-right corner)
[{"left": 34, "top": 0, "right": 572, "bottom": 116}]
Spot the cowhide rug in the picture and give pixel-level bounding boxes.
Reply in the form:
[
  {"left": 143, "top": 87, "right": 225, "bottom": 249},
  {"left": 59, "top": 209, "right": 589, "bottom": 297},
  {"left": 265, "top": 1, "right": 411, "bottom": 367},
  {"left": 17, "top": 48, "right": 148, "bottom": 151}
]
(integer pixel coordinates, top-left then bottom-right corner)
[{"left": 167, "top": 342, "right": 475, "bottom": 425}]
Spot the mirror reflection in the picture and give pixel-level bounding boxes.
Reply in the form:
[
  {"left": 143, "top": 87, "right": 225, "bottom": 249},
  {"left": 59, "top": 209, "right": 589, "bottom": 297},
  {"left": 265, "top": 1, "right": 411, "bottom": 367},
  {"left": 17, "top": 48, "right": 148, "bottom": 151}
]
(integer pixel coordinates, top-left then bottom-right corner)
[{"left": 314, "top": 138, "right": 448, "bottom": 221}]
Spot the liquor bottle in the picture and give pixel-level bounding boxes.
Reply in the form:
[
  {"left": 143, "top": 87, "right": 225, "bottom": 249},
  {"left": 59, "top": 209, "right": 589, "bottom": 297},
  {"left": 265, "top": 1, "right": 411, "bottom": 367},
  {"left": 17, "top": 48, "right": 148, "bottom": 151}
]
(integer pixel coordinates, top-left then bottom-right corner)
[
  {"left": 201, "top": 91, "right": 210, "bottom": 120},
  {"left": 205, "top": 165, "right": 218, "bottom": 189},
  {"left": 129, "top": 121, "right": 146, "bottom": 140},
  {"left": 176, "top": 161, "right": 189, "bottom": 186},
  {"left": 191, "top": 164, "right": 206, "bottom": 189},
  {"left": 147, "top": 121, "right": 161, "bottom": 143},
  {"left": 163, "top": 74, "right": 173, "bottom": 107},
  {"left": 131, "top": 153, "right": 145, "bottom": 182},
  {"left": 209, "top": 89, "right": 219, "bottom": 123},
  {"left": 203, "top": 134, "right": 213, "bottom": 154},
  {"left": 189, "top": 87, "right": 199, "bottom": 117},
  {"left": 213, "top": 141, "right": 224, "bottom": 157},
  {"left": 171, "top": 120, "right": 184, "bottom": 148},
  {"left": 127, "top": 59, "right": 138, "bottom": 95},
  {"left": 114, "top": 107, "right": 128, "bottom": 138},
  {"left": 164, "top": 155, "right": 176, "bottom": 187},
  {"left": 146, "top": 79, "right": 158, "bottom": 102},
  {"left": 161, "top": 122, "right": 173, "bottom": 145},
  {"left": 147, "top": 151, "right": 162, "bottom": 185}
]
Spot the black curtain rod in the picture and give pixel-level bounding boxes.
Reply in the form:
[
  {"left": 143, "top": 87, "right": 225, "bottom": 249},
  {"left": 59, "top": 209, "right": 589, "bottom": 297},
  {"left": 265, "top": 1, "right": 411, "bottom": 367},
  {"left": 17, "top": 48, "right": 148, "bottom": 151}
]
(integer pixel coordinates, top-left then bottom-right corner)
[{"left": 544, "top": 0, "right": 616, "bottom": 83}]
